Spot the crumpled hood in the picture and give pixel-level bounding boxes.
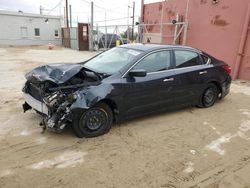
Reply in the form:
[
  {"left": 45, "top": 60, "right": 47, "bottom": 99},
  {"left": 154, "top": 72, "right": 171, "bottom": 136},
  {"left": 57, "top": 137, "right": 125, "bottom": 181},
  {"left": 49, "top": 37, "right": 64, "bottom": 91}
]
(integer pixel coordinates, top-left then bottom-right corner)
[{"left": 25, "top": 63, "right": 83, "bottom": 84}]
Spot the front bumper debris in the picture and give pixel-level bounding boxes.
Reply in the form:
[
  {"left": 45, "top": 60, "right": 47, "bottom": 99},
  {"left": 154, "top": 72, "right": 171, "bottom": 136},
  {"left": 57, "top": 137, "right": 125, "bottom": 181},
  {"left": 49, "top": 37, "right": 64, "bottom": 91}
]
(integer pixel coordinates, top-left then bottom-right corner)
[
  {"left": 23, "top": 93, "right": 48, "bottom": 115},
  {"left": 23, "top": 89, "right": 78, "bottom": 133}
]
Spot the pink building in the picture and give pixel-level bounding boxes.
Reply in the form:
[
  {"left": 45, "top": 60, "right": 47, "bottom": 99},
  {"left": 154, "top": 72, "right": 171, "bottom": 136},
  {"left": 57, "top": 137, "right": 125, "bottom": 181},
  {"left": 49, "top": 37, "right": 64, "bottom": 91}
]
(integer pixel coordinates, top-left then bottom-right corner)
[{"left": 143, "top": 0, "right": 250, "bottom": 80}]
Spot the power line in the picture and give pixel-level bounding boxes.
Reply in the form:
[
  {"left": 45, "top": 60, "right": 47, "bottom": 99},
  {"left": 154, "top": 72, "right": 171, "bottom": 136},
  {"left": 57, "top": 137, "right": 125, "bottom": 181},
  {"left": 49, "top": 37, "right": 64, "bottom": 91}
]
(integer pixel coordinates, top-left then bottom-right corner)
[
  {"left": 94, "top": 15, "right": 140, "bottom": 23},
  {"left": 67, "top": 0, "right": 140, "bottom": 25},
  {"left": 72, "top": 11, "right": 90, "bottom": 14},
  {"left": 79, "top": 0, "right": 126, "bottom": 15},
  {"left": 47, "top": 0, "right": 63, "bottom": 14},
  {"left": 96, "top": 0, "right": 136, "bottom": 8},
  {"left": 95, "top": 17, "right": 129, "bottom": 23},
  {"left": 79, "top": 0, "right": 92, "bottom": 4}
]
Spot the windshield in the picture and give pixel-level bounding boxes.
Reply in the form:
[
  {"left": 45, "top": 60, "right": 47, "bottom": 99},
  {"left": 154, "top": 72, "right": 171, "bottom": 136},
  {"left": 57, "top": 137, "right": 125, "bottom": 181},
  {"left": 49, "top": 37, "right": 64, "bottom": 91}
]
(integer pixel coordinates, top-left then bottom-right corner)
[{"left": 84, "top": 47, "right": 141, "bottom": 74}]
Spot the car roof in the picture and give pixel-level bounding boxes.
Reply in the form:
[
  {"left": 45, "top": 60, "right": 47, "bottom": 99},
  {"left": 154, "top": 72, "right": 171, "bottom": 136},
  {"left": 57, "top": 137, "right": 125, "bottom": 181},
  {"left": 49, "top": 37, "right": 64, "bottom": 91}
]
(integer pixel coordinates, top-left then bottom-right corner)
[{"left": 119, "top": 43, "right": 201, "bottom": 53}]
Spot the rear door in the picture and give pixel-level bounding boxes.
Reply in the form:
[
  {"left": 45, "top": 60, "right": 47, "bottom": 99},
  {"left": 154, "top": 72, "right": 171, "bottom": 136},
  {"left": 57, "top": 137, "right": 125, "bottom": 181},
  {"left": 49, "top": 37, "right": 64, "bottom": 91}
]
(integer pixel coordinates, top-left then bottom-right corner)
[
  {"left": 173, "top": 50, "right": 211, "bottom": 106},
  {"left": 122, "top": 50, "right": 179, "bottom": 118}
]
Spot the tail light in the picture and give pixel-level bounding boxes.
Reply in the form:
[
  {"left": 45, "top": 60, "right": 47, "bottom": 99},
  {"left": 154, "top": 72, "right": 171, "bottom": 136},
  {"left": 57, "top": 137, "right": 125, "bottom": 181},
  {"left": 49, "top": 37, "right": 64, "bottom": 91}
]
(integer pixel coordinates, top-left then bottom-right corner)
[{"left": 222, "top": 64, "right": 232, "bottom": 74}]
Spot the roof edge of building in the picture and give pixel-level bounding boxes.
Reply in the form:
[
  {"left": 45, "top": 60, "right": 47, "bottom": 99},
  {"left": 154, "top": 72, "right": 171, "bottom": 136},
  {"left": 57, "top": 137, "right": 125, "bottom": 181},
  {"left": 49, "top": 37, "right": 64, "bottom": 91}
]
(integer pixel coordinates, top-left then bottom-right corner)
[{"left": 0, "top": 10, "right": 61, "bottom": 19}]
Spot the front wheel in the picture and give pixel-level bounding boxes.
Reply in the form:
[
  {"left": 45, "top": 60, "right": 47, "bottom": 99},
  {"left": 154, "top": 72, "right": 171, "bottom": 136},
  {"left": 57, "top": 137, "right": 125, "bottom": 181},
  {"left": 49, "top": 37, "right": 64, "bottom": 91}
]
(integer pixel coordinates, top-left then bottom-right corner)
[
  {"left": 72, "top": 103, "right": 113, "bottom": 138},
  {"left": 199, "top": 84, "right": 218, "bottom": 108}
]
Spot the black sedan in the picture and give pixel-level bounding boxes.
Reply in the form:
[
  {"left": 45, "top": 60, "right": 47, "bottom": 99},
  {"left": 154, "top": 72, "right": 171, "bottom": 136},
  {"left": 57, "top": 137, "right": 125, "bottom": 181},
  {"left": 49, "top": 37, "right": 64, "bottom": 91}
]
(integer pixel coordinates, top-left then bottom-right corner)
[{"left": 22, "top": 44, "right": 231, "bottom": 138}]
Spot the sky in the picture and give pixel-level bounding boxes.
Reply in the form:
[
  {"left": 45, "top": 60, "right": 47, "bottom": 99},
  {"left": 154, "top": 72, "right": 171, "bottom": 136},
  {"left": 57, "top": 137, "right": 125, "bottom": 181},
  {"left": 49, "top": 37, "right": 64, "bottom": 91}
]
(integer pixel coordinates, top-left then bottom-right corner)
[{"left": 0, "top": 0, "right": 161, "bottom": 28}]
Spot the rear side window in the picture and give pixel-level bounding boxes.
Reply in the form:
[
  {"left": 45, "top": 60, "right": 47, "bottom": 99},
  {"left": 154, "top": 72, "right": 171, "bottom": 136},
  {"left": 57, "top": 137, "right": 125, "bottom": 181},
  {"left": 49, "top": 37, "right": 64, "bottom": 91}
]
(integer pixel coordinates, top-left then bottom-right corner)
[
  {"left": 201, "top": 55, "right": 210, "bottom": 64},
  {"left": 174, "top": 50, "right": 200, "bottom": 68},
  {"left": 134, "top": 51, "right": 171, "bottom": 73}
]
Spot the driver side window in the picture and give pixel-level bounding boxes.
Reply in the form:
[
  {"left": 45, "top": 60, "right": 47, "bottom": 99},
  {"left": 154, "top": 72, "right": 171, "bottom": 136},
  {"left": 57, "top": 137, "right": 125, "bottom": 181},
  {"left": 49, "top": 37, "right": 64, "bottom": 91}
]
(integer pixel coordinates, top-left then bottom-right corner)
[{"left": 133, "top": 50, "right": 171, "bottom": 73}]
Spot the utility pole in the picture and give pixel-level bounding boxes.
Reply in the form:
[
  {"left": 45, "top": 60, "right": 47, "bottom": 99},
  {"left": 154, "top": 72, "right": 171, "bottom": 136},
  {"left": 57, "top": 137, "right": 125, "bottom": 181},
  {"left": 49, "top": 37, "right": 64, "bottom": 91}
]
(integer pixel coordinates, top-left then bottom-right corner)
[
  {"left": 140, "top": 0, "right": 144, "bottom": 43},
  {"left": 64, "top": 7, "right": 66, "bottom": 27},
  {"left": 39, "top": 6, "right": 43, "bottom": 15},
  {"left": 59, "top": 2, "right": 63, "bottom": 26},
  {"left": 65, "top": 0, "right": 69, "bottom": 28},
  {"left": 127, "top": 5, "right": 130, "bottom": 42},
  {"left": 69, "top": 4, "right": 72, "bottom": 27},
  {"left": 105, "top": 11, "right": 107, "bottom": 49},
  {"left": 89, "top": 1, "right": 94, "bottom": 51},
  {"left": 160, "top": 0, "right": 164, "bottom": 44},
  {"left": 183, "top": 0, "right": 189, "bottom": 45},
  {"left": 140, "top": 0, "right": 144, "bottom": 22},
  {"left": 131, "top": 1, "right": 135, "bottom": 41}
]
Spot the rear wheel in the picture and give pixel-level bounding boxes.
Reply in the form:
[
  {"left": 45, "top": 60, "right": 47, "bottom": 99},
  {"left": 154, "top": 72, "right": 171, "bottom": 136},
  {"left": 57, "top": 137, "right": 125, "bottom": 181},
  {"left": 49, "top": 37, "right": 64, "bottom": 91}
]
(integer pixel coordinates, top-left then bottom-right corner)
[
  {"left": 73, "top": 103, "right": 113, "bottom": 138},
  {"left": 199, "top": 84, "right": 218, "bottom": 108}
]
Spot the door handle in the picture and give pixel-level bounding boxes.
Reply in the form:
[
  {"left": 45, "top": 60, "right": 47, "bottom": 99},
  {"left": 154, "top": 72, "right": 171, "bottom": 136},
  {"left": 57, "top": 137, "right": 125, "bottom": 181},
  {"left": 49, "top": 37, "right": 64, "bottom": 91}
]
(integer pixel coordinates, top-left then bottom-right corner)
[
  {"left": 163, "top": 78, "right": 174, "bottom": 82},
  {"left": 199, "top": 71, "right": 207, "bottom": 75}
]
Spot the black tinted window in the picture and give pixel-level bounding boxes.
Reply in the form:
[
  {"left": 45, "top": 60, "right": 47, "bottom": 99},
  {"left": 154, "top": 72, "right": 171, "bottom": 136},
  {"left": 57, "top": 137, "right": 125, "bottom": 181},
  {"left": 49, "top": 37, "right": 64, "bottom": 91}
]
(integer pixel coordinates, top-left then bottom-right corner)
[
  {"left": 174, "top": 51, "right": 200, "bottom": 68},
  {"left": 134, "top": 51, "right": 171, "bottom": 73},
  {"left": 201, "top": 55, "right": 210, "bottom": 64}
]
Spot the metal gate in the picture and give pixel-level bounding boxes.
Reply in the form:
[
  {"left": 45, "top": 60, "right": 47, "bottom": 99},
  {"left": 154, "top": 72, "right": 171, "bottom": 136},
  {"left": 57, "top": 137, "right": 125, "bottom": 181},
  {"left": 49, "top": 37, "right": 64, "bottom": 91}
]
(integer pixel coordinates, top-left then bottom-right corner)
[
  {"left": 91, "top": 25, "right": 131, "bottom": 51},
  {"left": 62, "top": 23, "right": 89, "bottom": 51},
  {"left": 139, "top": 13, "right": 187, "bottom": 45},
  {"left": 62, "top": 28, "right": 70, "bottom": 48},
  {"left": 88, "top": 14, "right": 187, "bottom": 52},
  {"left": 70, "top": 27, "right": 78, "bottom": 50}
]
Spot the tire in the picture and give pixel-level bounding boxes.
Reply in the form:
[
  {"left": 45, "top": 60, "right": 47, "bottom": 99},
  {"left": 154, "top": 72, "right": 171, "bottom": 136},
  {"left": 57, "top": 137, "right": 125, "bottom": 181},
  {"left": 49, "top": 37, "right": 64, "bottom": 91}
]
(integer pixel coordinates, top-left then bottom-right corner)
[
  {"left": 72, "top": 103, "right": 113, "bottom": 138},
  {"left": 199, "top": 84, "right": 218, "bottom": 108}
]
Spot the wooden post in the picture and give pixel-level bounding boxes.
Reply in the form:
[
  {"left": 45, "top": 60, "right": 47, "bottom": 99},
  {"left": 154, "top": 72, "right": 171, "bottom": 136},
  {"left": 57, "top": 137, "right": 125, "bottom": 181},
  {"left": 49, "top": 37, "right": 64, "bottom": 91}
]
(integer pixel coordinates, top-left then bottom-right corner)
[
  {"left": 173, "top": 13, "right": 179, "bottom": 44},
  {"left": 182, "top": 0, "right": 189, "bottom": 45}
]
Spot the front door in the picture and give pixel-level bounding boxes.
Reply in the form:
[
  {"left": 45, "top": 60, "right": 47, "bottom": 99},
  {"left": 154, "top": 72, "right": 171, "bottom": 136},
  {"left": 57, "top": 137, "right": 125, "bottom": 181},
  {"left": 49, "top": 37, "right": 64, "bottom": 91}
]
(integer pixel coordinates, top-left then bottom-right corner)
[{"left": 122, "top": 50, "right": 178, "bottom": 118}]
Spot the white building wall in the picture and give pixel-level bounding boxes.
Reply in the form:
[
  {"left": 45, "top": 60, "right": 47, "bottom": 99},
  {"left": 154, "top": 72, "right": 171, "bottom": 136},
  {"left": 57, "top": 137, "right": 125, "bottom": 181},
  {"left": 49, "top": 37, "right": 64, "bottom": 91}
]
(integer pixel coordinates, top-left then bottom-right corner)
[{"left": 0, "top": 11, "right": 62, "bottom": 46}]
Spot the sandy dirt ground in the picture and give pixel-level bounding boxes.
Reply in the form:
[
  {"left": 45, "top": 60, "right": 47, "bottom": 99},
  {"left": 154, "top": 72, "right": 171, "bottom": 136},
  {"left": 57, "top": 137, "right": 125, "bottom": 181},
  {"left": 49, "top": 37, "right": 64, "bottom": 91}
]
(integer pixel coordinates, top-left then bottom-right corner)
[{"left": 0, "top": 46, "right": 250, "bottom": 188}]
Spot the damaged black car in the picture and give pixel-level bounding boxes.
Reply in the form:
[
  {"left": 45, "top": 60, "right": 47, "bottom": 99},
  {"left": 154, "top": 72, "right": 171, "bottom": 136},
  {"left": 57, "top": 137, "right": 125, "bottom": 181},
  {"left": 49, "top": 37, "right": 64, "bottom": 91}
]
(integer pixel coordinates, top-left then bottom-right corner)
[{"left": 22, "top": 44, "right": 231, "bottom": 138}]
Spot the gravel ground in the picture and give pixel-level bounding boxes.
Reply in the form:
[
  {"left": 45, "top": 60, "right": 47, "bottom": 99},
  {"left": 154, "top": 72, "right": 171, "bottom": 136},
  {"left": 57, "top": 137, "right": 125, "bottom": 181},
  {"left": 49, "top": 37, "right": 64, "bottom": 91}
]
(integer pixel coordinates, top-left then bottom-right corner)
[{"left": 0, "top": 46, "right": 250, "bottom": 188}]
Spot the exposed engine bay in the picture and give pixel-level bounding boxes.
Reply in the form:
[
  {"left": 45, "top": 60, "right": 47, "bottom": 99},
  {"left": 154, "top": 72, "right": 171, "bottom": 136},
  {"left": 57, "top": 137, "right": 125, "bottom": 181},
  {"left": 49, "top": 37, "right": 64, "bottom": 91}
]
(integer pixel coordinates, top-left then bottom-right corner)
[{"left": 22, "top": 63, "right": 107, "bottom": 133}]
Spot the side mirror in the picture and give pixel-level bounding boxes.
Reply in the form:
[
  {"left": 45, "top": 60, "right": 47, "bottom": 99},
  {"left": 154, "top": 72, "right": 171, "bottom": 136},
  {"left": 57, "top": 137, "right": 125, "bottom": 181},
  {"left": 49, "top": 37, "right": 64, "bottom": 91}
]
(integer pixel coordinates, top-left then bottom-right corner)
[{"left": 129, "top": 69, "right": 147, "bottom": 77}]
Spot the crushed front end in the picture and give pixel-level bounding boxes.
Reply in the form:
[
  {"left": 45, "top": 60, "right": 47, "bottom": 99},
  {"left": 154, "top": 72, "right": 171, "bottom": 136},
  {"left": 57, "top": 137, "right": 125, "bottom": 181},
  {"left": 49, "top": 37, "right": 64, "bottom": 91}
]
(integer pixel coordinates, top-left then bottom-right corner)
[
  {"left": 22, "top": 63, "right": 103, "bottom": 133},
  {"left": 42, "top": 90, "right": 78, "bottom": 132},
  {"left": 23, "top": 81, "right": 78, "bottom": 133}
]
